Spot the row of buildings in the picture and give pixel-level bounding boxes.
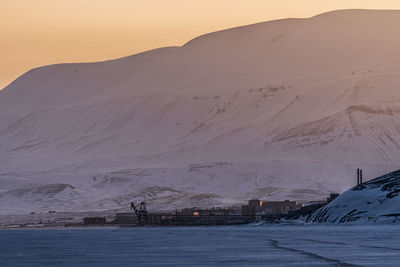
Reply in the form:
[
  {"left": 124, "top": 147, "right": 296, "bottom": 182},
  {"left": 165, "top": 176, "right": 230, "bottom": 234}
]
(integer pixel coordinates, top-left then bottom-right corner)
[
  {"left": 241, "top": 193, "right": 339, "bottom": 217},
  {"left": 242, "top": 199, "right": 303, "bottom": 216},
  {"left": 83, "top": 194, "right": 340, "bottom": 226}
]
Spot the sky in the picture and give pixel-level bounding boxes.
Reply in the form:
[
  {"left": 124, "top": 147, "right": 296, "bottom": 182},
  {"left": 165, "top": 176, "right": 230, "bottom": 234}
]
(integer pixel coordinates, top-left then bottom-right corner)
[{"left": 2, "top": 0, "right": 400, "bottom": 90}]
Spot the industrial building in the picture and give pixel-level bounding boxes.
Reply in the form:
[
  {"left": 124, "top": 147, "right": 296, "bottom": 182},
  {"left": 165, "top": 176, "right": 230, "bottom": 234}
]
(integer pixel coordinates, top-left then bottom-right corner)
[
  {"left": 242, "top": 199, "right": 303, "bottom": 216},
  {"left": 263, "top": 200, "right": 304, "bottom": 215}
]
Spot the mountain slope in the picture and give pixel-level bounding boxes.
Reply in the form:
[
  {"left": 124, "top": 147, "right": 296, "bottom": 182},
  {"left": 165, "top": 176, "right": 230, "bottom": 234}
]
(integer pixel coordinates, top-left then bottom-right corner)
[
  {"left": 308, "top": 170, "right": 400, "bottom": 223},
  {"left": 2, "top": 9, "right": 400, "bottom": 214}
]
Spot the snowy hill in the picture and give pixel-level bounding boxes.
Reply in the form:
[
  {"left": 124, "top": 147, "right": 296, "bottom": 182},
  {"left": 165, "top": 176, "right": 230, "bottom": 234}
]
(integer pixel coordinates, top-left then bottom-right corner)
[
  {"left": 308, "top": 170, "right": 400, "bottom": 223},
  {"left": 2, "top": 9, "right": 400, "bottom": 214}
]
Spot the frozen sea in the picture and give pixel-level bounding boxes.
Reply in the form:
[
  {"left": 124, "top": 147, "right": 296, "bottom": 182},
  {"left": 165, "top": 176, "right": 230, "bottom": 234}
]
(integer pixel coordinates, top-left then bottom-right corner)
[{"left": 1, "top": 224, "right": 400, "bottom": 266}]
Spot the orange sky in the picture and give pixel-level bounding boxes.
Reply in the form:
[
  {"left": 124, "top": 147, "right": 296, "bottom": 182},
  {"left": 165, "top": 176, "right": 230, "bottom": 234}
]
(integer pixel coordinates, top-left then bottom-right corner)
[{"left": 2, "top": 0, "right": 400, "bottom": 90}]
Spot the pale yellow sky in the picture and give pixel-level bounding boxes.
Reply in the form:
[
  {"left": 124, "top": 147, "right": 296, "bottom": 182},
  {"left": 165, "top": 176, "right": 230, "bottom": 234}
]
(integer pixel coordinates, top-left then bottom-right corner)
[{"left": 2, "top": 0, "right": 400, "bottom": 90}]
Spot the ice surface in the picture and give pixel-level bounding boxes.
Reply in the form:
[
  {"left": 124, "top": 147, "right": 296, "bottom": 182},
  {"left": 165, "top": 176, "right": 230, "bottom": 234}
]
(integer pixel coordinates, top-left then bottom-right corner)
[{"left": 1, "top": 225, "right": 400, "bottom": 266}]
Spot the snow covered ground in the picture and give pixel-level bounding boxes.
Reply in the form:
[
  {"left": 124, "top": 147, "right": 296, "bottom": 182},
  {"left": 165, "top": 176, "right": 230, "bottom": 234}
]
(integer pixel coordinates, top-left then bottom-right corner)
[
  {"left": 309, "top": 169, "right": 400, "bottom": 224},
  {"left": 2, "top": 225, "right": 400, "bottom": 266}
]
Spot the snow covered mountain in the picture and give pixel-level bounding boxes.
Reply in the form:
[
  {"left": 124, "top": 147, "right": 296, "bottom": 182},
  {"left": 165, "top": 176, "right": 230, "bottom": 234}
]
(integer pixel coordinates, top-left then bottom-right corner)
[
  {"left": 2, "top": 9, "right": 400, "bottom": 214},
  {"left": 308, "top": 169, "right": 400, "bottom": 223}
]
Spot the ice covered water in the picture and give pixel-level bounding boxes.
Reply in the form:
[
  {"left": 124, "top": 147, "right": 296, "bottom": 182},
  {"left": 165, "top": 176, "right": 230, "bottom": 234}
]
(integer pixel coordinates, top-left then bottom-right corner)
[{"left": 1, "top": 224, "right": 400, "bottom": 266}]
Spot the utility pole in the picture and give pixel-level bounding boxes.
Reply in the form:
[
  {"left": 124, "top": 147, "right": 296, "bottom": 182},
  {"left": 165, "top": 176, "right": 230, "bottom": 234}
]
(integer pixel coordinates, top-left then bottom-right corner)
[
  {"left": 357, "top": 168, "right": 360, "bottom": 185},
  {"left": 357, "top": 168, "right": 363, "bottom": 185}
]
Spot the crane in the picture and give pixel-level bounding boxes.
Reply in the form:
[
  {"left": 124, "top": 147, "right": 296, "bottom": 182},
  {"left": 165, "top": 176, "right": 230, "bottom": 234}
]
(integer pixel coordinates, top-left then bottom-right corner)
[{"left": 130, "top": 201, "right": 148, "bottom": 225}]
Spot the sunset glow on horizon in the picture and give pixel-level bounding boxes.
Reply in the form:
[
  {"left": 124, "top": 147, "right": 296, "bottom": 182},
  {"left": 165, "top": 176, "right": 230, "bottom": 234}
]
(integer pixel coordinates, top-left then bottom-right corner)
[{"left": 2, "top": 0, "right": 400, "bottom": 90}]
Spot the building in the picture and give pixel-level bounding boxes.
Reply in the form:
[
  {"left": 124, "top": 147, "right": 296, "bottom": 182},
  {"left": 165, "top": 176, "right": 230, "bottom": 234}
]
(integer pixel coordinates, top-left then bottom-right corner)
[
  {"left": 242, "top": 199, "right": 263, "bottom": 216},
  {"left": 113, "top": 213, "right": 138, "bottom": 225},
  {"left": 262, "top": 200, "right": 303, "bottom": 215},
  {"left": 241, "top": 199, "right": 303, "bottom": 216},
  {"left": 178, "top": 207, "right": 237, "bottom": 217},
  {"left": 83, "top": 217, "right": 106, "bottom": 225},
  {"left": 174, "top": 207, "right": 248, "bottom": 225},
  {"left": 146, "top": 213, "right": 173, "bottom": 225},
  {"left": 113, "top": 212, "right": 173, "bottom": 225}
]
